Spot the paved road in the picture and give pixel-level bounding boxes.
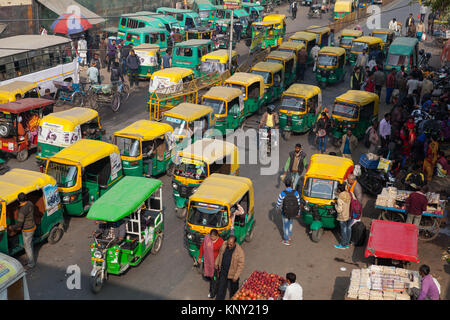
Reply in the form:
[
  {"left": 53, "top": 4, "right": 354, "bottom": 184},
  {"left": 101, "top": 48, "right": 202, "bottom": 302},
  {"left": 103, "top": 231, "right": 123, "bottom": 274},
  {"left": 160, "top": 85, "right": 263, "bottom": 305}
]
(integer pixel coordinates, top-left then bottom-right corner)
[{"left": 6, "top": 0, "right": 449, "bottom": 300}]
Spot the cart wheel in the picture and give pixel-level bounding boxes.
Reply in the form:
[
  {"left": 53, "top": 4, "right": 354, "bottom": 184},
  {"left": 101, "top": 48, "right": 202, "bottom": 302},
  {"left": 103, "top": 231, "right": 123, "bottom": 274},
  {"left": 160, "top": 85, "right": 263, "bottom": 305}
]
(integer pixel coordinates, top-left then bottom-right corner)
[
  {"left": 48, "top": 225, "right": 64, "bottom": 244},
  {"left": 151, "top": 233, "right": 163, "bottom": 255},
  {"left": 418, "top": 217, "right": 440, "bottom": 241},
  {"left": 90, "top": 273, "right": 104, "bottom": 294},
  {"left": 283, "top": 131, "right": 291, "bottom": 140},
  {"left": 311, "top": 228, "right": 323, "bottom": 243},
  {"left": 381, "top": 210, "right": 405, "bottom": 223},
  {"left": 111, "top": 94, "right": 121, "bottom": 112},
  {"left": 72, "top": 92, "right": 83, "bottom": 106},
  {"left": 177, "top": 207, "right": 187, "bottom": 219},
  {"left": 245, "top": 222, "right": 255, "bottom": 242},
  {"left": 16, "top": 149, "right": 28, "bottom": 162}
]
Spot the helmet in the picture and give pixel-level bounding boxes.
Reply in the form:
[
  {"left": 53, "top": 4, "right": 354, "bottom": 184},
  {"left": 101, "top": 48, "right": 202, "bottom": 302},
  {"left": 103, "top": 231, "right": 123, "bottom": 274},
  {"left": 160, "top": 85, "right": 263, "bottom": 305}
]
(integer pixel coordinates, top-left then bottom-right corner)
[
  {"left": 267, "top": 105, "right": 275, "bottom": 113},
  {"left": 419, "top": 49, "right": 424, "bottom": 55}
]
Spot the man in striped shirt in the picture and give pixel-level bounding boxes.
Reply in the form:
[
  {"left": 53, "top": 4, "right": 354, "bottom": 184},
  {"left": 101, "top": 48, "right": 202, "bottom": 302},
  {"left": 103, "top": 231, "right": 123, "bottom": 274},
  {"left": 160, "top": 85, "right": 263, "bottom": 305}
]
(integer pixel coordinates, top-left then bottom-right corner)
[{"left": 276, "top": 178, "right": 301, "bottom": 246}]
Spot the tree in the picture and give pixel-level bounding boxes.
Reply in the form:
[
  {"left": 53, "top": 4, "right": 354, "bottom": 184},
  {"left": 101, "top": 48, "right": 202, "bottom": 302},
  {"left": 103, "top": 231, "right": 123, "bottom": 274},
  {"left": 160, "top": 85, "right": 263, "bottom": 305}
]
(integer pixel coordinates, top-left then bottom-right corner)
[{"left": 421, "top": 0, "right": 450, "bottom": 19}]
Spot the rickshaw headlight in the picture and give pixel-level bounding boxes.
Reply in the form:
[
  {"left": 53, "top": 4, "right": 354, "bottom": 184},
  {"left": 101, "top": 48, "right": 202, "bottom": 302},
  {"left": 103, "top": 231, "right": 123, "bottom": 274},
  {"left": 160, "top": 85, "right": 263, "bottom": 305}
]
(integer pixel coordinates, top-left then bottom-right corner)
[
  {"left": 94, "top": 250, "right": 103, "bottom": 259},
  {"left": 173, "top": 183, "right": 178, "bottom": 190},
  {"left": 186, "top": 233, "right": 194, "bottom": 240},
  {"left": 63, "top": 195, "right": 70, "bottom": 202},
  {"left": 304, "top": 204, "right": 311, "bottom": 212}
]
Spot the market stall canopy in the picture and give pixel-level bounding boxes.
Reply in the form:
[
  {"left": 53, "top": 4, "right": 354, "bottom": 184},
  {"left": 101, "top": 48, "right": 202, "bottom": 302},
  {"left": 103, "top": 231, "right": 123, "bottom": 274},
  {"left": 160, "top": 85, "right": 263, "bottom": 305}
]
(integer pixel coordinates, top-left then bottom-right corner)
[{"left": 36, "top": 0, "right": 105, "bottom": 25}]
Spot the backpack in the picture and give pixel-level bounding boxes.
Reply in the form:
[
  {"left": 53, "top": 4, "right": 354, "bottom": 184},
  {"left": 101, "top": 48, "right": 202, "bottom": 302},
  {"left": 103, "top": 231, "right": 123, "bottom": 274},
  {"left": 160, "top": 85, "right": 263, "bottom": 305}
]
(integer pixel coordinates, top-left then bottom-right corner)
[
  {"left": 363, "top": 127, "right": 372, "bottom": 148},
  {"left": 282, "top": 190, "right": 300, "bottom": 218},
  {"left": 349, "top": 193, "right": 363, "bottom": 220}
]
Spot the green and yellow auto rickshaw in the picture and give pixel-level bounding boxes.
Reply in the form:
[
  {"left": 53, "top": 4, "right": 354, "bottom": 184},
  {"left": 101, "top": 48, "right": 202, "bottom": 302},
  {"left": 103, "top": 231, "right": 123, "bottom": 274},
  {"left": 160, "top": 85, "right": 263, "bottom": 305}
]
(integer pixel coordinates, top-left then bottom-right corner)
[
  {"left": 45, "top": 139, "right": 124, "bottom": 216},
  {"left": 185, "top": 173, "right": 255, "bottom": 260},
  {"left": 113, "top": 120, "right": 177, "bottom": 178},
  {"left": 87, "top": 176, "right": 163, "bottom": 293},
  {"left": 338, "top": 29, "right": 363, "bottom": 53},
  {"left": 186, "top": 27, "right": 216, "bottom": 40},
  {"left": 315, "top": 46, "right": 347, "bottom": 88},
  {"left": 199, "top": 49, "right": 239, "bottom": 76},
  {"left": 333, "top": 0, "right": 355, "bottom": 20},
  {"left": 0, "top": 252, "right": 30, "bottom": 300},
  {"left": 250, "top": 14, "right": 286, "bottom": 51},
  {"left": 288, "top": 31, "right": 317, "bottom": 64},
  {"left": 278, "top": 41, "right": 306, "bottom": 62},
  {"left": 0, "top": 169, "right": 65, "bottom": 256},
  {"left": 349, "top": 36, "right": 383, "bottom": 65},
  {"left": 36, "top": 107, "right": 103, "bottom": 166},
  {"left": 331, "top": 90, "right": 379, "bottom": 145},
  {"left": 172, "top": 138, "right": 239, "bottom": 218},
  {"left": 264, "top": 50, "right": 297, "bottom": 87},
  {"left": 370, "top": 28, "right": 395, "bottom": 51},
  {"left": 301, "top": 154, "right": 354, "bottom": 242},
  {"left": 224, "top": 72, "right": 265, "bottom": 116},
  {"left": 161, "top": 103, "right": 216, "bottom": 146},
  {"left": 250, "top": 61, "right": 285, "bottom": 104},
  {"left": 384, "top": 37, "right": 419, "bottom": 74},
  {"left": 172, "top": 40, "right": 214, "bottom": 77},
  {"left": 134, "top": 43, "right": 161, "bottom": 79},
  {"left": 279, "top": 84, "right": 322, "bottom": 139},
  {"left": 306, "top": 25, "right": 331, "bottom": 47},
  {"left": 201, "top": 86, "right": 245, "bottom": 135}
]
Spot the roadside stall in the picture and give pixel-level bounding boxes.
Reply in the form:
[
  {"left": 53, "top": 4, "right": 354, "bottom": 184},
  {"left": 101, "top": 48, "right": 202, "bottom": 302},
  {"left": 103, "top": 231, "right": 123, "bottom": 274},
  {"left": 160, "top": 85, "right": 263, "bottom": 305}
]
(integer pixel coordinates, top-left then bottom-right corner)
[
  {"left": 232, "top": 270, "right": 287, "bottom": 300},
  {"left": 375, "top": 187, "right": 445, "bottom": 241}
]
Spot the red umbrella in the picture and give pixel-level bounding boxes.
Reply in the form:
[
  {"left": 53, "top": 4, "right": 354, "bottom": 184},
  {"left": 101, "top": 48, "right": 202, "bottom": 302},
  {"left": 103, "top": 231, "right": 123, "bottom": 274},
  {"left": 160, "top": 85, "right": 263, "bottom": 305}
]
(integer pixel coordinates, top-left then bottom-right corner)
[{"left": 50, "top": 13, "right": 92, "bottom": 35}]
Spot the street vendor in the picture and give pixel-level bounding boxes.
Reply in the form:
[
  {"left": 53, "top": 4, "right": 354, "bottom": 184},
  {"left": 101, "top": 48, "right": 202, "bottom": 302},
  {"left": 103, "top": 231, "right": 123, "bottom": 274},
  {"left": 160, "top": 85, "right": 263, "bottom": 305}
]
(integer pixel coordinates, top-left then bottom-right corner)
[
  {"left": 405, "top": 185, "right": 428, "bottom": 226},
  {"left": 404, "top": 165, "right": 425, "bottom": 191},
  {"left": 408, "top": 264, "right": 440, "bottom": 300}
]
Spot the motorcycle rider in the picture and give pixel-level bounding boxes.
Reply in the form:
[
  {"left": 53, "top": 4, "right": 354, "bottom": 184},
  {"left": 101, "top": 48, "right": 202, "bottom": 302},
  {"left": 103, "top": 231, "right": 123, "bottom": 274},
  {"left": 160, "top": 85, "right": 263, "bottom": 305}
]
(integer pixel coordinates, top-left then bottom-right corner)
[
  {"left": 259, "top": 105, "right": 279, "bottom": 146},
  {"left": 95, "top": 219, "right": 126, "bottom": 245},
  {"left": 404, "top": 164, "right": 425, "bottom": 191}
]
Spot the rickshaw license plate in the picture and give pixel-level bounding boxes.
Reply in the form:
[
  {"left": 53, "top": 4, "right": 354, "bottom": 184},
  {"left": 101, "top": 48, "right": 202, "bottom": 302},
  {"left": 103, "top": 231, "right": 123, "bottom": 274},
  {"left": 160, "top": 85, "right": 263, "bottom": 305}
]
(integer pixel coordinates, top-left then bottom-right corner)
[{"left": 92, "top": 258, "right": 104, "bottom": 262}]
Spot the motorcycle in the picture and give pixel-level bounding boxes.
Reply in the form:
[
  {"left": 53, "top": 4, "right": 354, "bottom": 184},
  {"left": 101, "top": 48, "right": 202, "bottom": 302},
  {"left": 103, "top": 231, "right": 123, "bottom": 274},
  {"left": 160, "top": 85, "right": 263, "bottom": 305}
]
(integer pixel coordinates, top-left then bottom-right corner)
[
  {"left": 418, "top": 49, "right": 432, "bottom": 70},
  {"left": 259, "top": 126, "right": 275, "bottom": 160},
  {"left": 307, "top": 4, "right": 323, "bottom": 19},
  {"left": 90, "top": 235, "right": 116, "bottom": 293},
  {"left": 355, "top": 162, "right": 396, "bottom": 197}
]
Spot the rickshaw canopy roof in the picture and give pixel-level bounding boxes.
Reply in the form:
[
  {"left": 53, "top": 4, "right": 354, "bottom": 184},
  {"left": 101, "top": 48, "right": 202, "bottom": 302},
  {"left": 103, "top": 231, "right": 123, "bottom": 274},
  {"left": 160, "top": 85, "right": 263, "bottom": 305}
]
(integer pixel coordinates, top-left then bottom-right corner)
[
  {"left": 87, "top": 176, "right": 162, "bottom": 222},
  {"left": 203, "top": 86, "right": 242, "bottom": 101},
  {"left": 190, "top": 173, "right": 253, "bottom": 207},
  {"left": 263, "top": 14, "right": 286, "bottom": 24},
  {"left": 371, "top": 28, "right": 395, "bottom": 35},
  {"left": 243, "top": 3, "right": 264, "bottom": 10},
  {"left": 319, "top": 46, "right": 346, "bottom": 56},
  {"left": 179, "top": 138, "right": 238, "bottom": 164},
  {"left": 279, "top": 41, "right": 306, "bottom": 51},
  {"left": 0, "top": 81, "right": 37, "bottom": 96},
  {"left": 0, "top": 98, "right": 53, "bottom": 114},
  {"left": 163, "top": 103, "right": 213, "bottom": 121},
  {"left": 335, "top": 90, "right": 379, "bottom": 106},
  {"left": 201, "top": 49, "right": 237, "bottom": 63},
  {"left": 334, "top": 0, "right": 353, "bottom": 12},
  {"left": 290, "top": 31, "right": 317, "bottom": 41},
  {"left": 340, "top": 29, "right": 363, "bottom": 37},
  {"left": 175, "top": 39, "right": 212, "bottom": 47},
  {"left": 0, "top": 253, "right": 26, "bottom": 293},
  {"left": 266, "top": 50, "right": 295, "bottom": 61},
  {"left": 131, "top": 26, "right": 167, "bottom": 34},
  {"left": 306, "top": 25, "right": 331, "bottom": 34},
  {"left": 252, "top": 21, "right": 279, "bottom": 27},
  {"left": 151, "top": 67, "right": 194, "bottom": 82},
  {"left": 49, "top": 139, "right": 119, "bottom": 168},
  {"left": 0, "top": 168, "right": 56, "bottom": 205},
  {"left": 39, "top": 107, "right": 99, "bottom": 132},
  {"left": 388, "top": 37, "right": 418, "bottom": 55},
  {"left": 353, "top": 36, "right": 383, "bottom": 45},
  {"left": 225, "top": 72, "right": 264, "bottom": 86},
  {"left": 251, "top": 61, "right": 283, "bottom": 73},
  {"left": 114, "top": 120, "right": 173, "bottom": 141},
  {"left": 283, "top": 84, "right": 321, "bottom": 99},
  {"left": 305, "top": 154, "right": 354, "bottom": 181}
]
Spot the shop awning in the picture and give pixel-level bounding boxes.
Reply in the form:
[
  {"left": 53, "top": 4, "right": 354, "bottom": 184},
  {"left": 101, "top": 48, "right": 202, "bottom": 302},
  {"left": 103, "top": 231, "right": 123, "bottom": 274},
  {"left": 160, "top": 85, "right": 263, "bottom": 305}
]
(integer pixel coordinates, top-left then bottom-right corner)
[{"left": 36, "top": 0, "right": 105, "bottom": 25}]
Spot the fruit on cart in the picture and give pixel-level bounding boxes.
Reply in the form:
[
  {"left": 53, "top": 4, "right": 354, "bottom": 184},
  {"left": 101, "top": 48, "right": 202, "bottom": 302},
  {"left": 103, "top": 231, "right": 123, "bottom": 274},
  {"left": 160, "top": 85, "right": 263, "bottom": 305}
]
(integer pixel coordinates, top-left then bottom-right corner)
[{"left": 232, "top": 270, "right": 286, "bottom": 300}]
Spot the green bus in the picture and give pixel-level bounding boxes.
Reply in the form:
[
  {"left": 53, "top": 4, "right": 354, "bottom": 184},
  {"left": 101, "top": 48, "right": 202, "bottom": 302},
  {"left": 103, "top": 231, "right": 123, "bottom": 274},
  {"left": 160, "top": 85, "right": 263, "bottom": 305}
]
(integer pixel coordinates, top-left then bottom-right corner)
[
  {"left": 118, "top": 27, "right": 169, "bottom": 50},
  {"left": 156, "top": 7, "right": 202, "bottom": 32}
]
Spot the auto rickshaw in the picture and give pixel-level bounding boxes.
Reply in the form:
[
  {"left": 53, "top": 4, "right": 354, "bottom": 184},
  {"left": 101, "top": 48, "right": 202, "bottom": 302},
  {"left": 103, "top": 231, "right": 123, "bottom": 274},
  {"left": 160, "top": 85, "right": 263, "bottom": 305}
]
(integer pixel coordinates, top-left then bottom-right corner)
[
  {"left": 87, "top": 176, "right": 163, "bottom": 293},
  {"left": 331, "top": 90, "right": 379, "bottom": 145},
  {"left": 333, "top": 0, "right": 355, "bottom": 20},
  {"left": 148, "top": 67, "right": 194, "bottom": 95},
  {"left": 161, "top": 103, "right": 216, "bottom": 146},
  {"left": 186, "top": 27, "right": 216, "bottom": 40},
  {"left": 338, "top": 29, "right": 363, "bottom": 53},
  {"left": 45, "top": 139, "right": 124, "bottom": 216},
  {"left": 264, "top": 51, "right": 297, "bottom": 87},
  {"left": 384, "top": 37, "right": 419, "bottom": 74},
  {"left": 0, "top": 81, "right": 40, "bottom": 104},
  {"left": 199, "top": 49, "right": 239, "bottom": 76},
  {"left": 0, "top": 253, "right": 30, "bottom": 300},
  {"left": 201, "top": 86, "right": 245, "bottom": 135},
  {"left": 301, "top": 154, "right": 354, "bottom": 242},
  {"left": 0, "top": 169, "right": 65, "bottom": 257},
  {"left": 279, "top": 84, "right": 322, "bottom": 139},
  {"left": 185, "top": 173, "right": 255, "bottom": 260},
  {"left": 155, "top": 7, "right": 202, "bottom": 32},
  {"left": 36, "top": 107, "right": 103, "bottom": 166},
  {"left": 278, "top": 41, "right": 306, "bottom": 62},
  {"left": 242, "top": 3, "right": 265, "bottom": 22},
  {"left": 193, "top": 0, "right": 219, "bottom": 25},
  {"left": 370, "top": 28, "right": 395, "bottom": 51},
  {"left": 349, "top": 36, "right": 383, "bottom": 65},
  {"left": 0, "top": 98, "right": 54, "bottom": 162},
  {"left": 172, "top": 138, "right": 239, "bottom": 218},
  {"left": 224, "top": 72, "right": 265, "bottom": 116},
  {"left": 172, "top": 40, "right": 214, "bottom": 77},
  {"left": 305, "top": 25, "right": 331, "bottom": 47},
  {"left": 250, "top": 61, "right": 284, "bottom": 104},
  {"left": 133, "top": 44, "right": 161, "bottom": 79},
  {"left": 113, "top": 120, "right": 177, "bottom": 178},
  {"left": 315, "top": 46, "right": 347, "bottom": 88},
  {"left": 250, "top": 21, "right": 283, "bottom": 51},
  {"left": 288, "top": 31, "right": 317, "bottom": 64}
]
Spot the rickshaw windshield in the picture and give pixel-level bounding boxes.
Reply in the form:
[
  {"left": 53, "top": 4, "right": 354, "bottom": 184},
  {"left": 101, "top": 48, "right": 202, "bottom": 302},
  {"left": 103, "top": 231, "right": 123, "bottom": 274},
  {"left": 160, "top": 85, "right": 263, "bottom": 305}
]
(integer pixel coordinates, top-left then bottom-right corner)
[
  {"left": 203, "top": 98, "right": 226, "bottom": 115},
  {"left": 372, "top": 33, "right": 388, "bottom": 43},
  {"left": 281, "top": 96, "right": 306, "bottom": 112},
  {"left": 340, "top": 37, "right": 354, "bottom": 46},
  {"left": 193, "top": 17, "right": 202, "bottom": 27},
  {"left": 251, "top": 70, "right": 271, "bottom": 84},
  {"left": 200, "top": 61, "right": 226, "bottom": 74},
  {"left": 188, "top": 202, "right": 229, "bottom": 228},
  {"left": 318, "top": 54, "right": 337, "bottom": 66},
  {"left": 265, "top": 58, "right": 283, "bottom": 66},
  {"left": 229, "top": 84, "right": 246, "bottom": 97},
  {"left": 175, "top": 158, "right": 208, "bottom": 180},
  {"left": 162, "top": 116, "right": 189, "bottom": 136},
  {"left": 303, "top": 178, "right": 337, "bottom": 200},
  {"left": 278, "top": 48, "right": 294, "bottom": 54},
  {"left": 387, "top": 54, "right": 409, "bottom": 67},
  {"left": 291, "top": 39, "right": 305, "bottom": 44},
  {"left": 47, "top": 162, "right": 78, "bottom": 188},
  {"left": 115, "top": 136, "right": 140, "bottom": 157},
  {"left": 333, "top": 102, "right": 358, "bottom": 119},
  {"left": 351, "top": 41, "right": 368, "bottom": 52}
]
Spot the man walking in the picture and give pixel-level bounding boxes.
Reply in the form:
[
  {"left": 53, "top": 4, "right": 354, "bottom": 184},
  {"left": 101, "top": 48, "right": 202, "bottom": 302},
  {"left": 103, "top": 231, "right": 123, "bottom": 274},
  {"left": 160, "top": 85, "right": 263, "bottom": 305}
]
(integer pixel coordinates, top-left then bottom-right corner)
[
  {"left": 87, "top": 62, "right": 99, "bottom": 85},
  {"left": 346, "top": 174, "right": 363, "bottom": 204},
  {"left": 350, "top": 67, "right": 363, "bottom": 90},
  {"left": 385, "top": 69, "right": 396, "bottom": 104},
  {"left": 420, "top": 4, "right": 427, "bottom": 23},
  {"left": 126, "top": 49, "right": 141, "bottom": 89},
  {"left": 215, "top": 236, "right": 245, "bottom": 300},
  {"left": 120, "top": 42, "right": 133, "bottom": 75},
  {"left": 405, "top": 13, "right": 415, "bottom": 36},
  {"left": 315, "top": 111, "right": 331, "bottom": 154},
  {"left": 162, "top": 49, "right": 172, "bottom": 69},
  {"left": 283, "top": 143, "right": 307, "bottom": 191},
  {"left": 356, "top": 49, "right": 368, "bottom": 78},
  {"left": 379, "top": 113, "right": 391, "bottom": 149},
  {"left": 334, "top": 183, "right": 352, "bottom": 249},
  {"left": 405, "top": 185, "right": 428, "bottom": 226},
  {"left": 283, "top": 273, "right": 303, "bottom": 300},
  {"left": 374, "top": 65, "right": 385, "bottom": 99},
  {"left": 276, "top": 178, "right": 301, "bottom": 246},
  {"left": 107, "top": 39, "right": 118, "bottom": 72},
  {"left": 367, "top": 120, "right": 380, "bottom": 154},
  {"left": 310, "top": 43, "right": 321, "bottom": 72},
  {"left": 291, "top": 0, "right": 298, "bottom": 20},
  {"left": 234, "top": 20, "right": 243, "bottom": 43},
  {"left": 297, "top": 47, "right": 307, "bottom": 81},
  {"left": 91, "top": 53, "right": 103, "bottom": 84},
  {"left": 340, "top": 128, "right": 358, "bottom": 159},
  {"left": 8, "top": 193, "right": 37, "bottom": 269}
]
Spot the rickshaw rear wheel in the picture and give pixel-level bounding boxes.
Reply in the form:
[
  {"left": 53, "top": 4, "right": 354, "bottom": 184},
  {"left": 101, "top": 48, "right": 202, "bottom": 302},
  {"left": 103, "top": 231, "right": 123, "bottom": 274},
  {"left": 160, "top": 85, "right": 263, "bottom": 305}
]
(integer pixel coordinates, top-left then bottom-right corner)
[
  {"left": 151, "top": 233, "right": 163, "bottom": 255},
  {"left": 16, "top": 149, "right": 28, "bottom": 162},
  {"left": 111, "top": 94, "right": 121, "bottom": 113},
  {"left": 311, "top": 228, "right": 323, "bottom": 243},
  {"left": 0, "top": 123, "right": 12, "bottom": 137},
  {"left": 48, "top": 225, "right": 64, "bottom": 244},
  {"left": 90, "top": 273, "right": 104, "bottom": 294},
  {"left": 177, "top": 207, "right": 187, "bottom": 219}
]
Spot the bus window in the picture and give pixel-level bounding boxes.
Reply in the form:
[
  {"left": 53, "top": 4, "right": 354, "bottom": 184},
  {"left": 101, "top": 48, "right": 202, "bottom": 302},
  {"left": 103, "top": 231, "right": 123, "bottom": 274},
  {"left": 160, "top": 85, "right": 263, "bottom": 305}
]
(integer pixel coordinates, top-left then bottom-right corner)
[
  {"left": 48, "top": 46, "right": 61, "bottom": 66},
  {"left": 145, "top": 35, "right": 150, "bottom": 43},
  {"left": 176, "top": 14, "right": 183, "bottom": 22},
  {"left": 138, "top": 22, "right": 145, "bottom": 28},
  {"left": 160, "top": 33, "right": 165, "bottom": 42},
  {"left": 0, "top": 56, "right": 14, "bottom": 81},
  {"left": 60, "top": 44, "right": 74, "bottom": 63},
  {"left": 120, "top": 18, "right": 127, "bottom": 27},
  {"left": 150, "top": 33, "right": 159, "bottom": 44},
  {"left": 13, "top": 53, "right": 29, "bottom": 77}
]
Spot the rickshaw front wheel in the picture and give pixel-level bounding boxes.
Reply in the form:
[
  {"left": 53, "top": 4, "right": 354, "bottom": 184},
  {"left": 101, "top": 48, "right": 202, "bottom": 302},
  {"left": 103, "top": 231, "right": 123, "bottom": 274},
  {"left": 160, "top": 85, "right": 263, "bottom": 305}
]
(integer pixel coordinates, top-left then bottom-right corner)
[
  {"left": 151, "top": 233, "right": 163, "bottom": 255},
  {"left": 110, "top": 94, "right": 121, "bottom": 113},
  {"left": 48, "top": 225, "right": 64, "bottom": 244},
  {"left": 16, "top": 149, "right": 28, "bottom": 162},
  {"left": 311, "top": 228, "right": 323, "bottom": 243},
  {"left": 177, "top": 207, "right": 187, "bottom": 219},
  {"left": 90, "top": 273, "right": 104, "bottom": 294}
]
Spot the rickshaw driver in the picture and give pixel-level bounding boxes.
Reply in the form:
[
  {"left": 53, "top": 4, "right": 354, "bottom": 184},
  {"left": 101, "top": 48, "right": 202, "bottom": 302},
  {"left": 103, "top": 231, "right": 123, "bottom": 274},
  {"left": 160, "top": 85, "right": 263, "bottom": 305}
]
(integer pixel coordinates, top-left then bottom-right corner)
[
  {"left": 94, "top": 219, "right": 126, "bottom": 245},
  {"left": 143, "top": 140, "right": 156, "bottom": 178},
  {"left": 258, "top": 105, "right": 279, "bottom": 145}
]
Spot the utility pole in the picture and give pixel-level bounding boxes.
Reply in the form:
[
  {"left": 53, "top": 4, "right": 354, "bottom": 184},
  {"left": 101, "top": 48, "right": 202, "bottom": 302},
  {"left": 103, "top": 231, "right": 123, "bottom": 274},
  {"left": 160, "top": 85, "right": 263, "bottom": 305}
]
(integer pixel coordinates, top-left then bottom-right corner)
[{"left": 229, "top": 12, "right": 233, "bottom": 71}]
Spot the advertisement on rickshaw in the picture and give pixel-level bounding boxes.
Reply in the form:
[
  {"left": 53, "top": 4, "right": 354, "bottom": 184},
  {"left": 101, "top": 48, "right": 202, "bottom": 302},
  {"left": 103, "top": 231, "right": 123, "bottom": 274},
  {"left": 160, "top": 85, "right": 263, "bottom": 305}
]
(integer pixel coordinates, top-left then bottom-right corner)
[
  {"left": 43, "top": 183, "right": 60, "bottom": 216},
  {"left": 110, "top": 152, "right": 123, "bottom": 181},
  {"left": 149, "top": 76, "right": 183, "bottom": 94},
  {"left": 38, "top": 122, "right": 81, "bottom": 148}
]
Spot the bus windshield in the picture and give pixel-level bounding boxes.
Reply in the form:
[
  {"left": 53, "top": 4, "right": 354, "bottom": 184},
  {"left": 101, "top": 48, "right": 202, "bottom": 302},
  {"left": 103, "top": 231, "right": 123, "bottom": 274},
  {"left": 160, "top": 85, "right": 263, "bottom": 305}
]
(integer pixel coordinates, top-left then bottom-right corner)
[
  {"left": 115, "top": 136, "right": 140, "bottom": 157},
  {"left": 202, "top": 98, "right": 226, "bottom": 115},
  {"left": 46, "top": 162, "right": 78, "bottom": 189},
  {"left": 188, "top": 202, "right": 229, "bottom": 228},
  {"left": 333, "top": 102, "right": 358, "bottom": 119},
  {"left": 303, "top": 178, "right": 337, "bottom": 200}
]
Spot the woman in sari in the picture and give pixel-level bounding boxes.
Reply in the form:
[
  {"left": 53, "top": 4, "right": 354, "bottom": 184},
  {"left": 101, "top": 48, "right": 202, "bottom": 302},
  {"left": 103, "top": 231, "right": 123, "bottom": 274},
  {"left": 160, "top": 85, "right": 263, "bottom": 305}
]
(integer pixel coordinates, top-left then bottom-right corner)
[{"left": 197, "top": 229, "right": 224, "bottom": 298}]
